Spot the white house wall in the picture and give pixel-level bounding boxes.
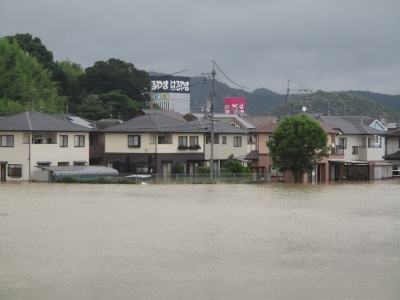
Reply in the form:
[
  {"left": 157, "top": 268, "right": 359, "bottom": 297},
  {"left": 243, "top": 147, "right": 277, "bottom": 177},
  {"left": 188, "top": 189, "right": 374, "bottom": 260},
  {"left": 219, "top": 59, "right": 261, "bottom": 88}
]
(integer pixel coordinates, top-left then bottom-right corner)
[
  {"left": 342, "top": 135, "right": 384, "bottom": 161},
  {"left": 204, "top": 134, "right": 248, "bottom": 160},
  {"left": 1, "top": 131, "right": 89, "bottom": 181},
  {"left": 31, "top": 132, "right": 89, "bottom": 170},
  {"left": 386, "top": 137, "right": 400, "bottom": 155},
  {"left": 0, "top": 132, "right": 30, "bottom": 181},
  {"left": 105, "top": 133, "right": 204, "bottom": 154}
]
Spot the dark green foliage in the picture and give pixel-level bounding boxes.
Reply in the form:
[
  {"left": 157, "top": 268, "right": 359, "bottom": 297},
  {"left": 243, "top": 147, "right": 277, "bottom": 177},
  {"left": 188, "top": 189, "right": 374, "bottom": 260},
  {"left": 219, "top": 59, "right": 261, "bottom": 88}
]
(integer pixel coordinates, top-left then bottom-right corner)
[
  {"left": 98, "top": 91, "right": 143, "bottom": 120},
  {"left": 173, "top": 163, "right": 186, "bottom": 174},
  {"left": 197, "top": 166, "right": 210, "bottom": 173},
  {"left": 79, "top": 58, "right": 150, "bottom": 103},
  {"left": 55, "top": 175, "right": 78, "bottom": 183},
  {"left": 0, "top": 38, "right": 64, "bottom": 115},
  {"left": 267, "top": 114, "right": 330, "bottom": 183},
  {"left": 5, "top": 33, "right": 54, "bottom": 71},
  {"left": 222, "top": 159, "right": 250, "bottom": 174},
  {"left": 271, "top": 90, "right": 400, "bottom": 122}
]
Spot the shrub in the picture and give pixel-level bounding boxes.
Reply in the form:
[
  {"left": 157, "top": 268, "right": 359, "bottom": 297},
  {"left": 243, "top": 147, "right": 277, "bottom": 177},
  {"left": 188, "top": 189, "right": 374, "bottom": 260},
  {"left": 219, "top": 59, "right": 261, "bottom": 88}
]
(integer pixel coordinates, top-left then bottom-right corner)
[{"left": 197, "top": 166, "right": 210, "bottom": 174}]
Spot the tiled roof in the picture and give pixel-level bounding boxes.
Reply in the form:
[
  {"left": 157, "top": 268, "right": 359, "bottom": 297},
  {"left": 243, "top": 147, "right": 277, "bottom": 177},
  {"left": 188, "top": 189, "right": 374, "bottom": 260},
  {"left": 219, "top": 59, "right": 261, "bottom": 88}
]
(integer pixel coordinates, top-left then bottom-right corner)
[
  {"left": 135, "top": 109, "right": 187, "bottom": 122},
  {"left": 244, "top": 150, "right": 259, "bottom": 160},
  {"left": 319, "top": 116, "right": 385, "bottom": 135},
  {"left": 102, "top": 113, "right": 249, "bottom": 134},
  {"left": 0, "top": 112, "right": 94, "bottom": 132}
]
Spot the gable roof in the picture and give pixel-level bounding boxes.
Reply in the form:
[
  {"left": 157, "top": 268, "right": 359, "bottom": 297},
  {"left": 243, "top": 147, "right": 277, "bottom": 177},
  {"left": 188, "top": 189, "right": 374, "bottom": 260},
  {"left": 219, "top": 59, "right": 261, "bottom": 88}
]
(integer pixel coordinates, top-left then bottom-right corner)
[
  {"left": 0, "top": 112, "right": 94, "bottom": 132},
  {"left": 101, "top": 113, "right": 249, "bottom": 134},
  {"left": 134, "top": 109, "right": 187, "bottom": 122},
  {"left": 252, "top": 120, "right": 341, "bottom": 135},
  {"left": 319, "top": 116, "right": 386, "bottom": 135}
]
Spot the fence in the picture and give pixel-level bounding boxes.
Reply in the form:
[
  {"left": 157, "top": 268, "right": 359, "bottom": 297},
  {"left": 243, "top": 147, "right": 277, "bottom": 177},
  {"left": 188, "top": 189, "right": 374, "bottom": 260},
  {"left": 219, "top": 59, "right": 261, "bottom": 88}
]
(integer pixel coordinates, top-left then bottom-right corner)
[{"left": 55, "top": 173, "right": 269, "bottom": 184}]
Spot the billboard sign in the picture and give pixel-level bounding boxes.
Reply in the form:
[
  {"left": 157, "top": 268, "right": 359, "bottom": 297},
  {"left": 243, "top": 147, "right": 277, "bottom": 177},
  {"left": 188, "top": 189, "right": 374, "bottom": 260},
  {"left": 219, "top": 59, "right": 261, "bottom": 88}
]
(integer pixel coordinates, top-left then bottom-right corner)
[
  {"left": 224, "top": 97, "right": 246, "bottom": 115},
  {"left": 150, "top": 76, "right": 190, "bottom": 93}
]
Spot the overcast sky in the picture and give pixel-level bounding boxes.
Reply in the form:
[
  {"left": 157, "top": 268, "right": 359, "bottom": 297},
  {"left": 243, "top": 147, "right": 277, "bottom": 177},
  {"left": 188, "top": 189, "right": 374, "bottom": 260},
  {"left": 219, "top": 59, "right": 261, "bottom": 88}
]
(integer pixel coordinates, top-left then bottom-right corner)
[{"left": 1, "top": 0, "right": 399, "bottom": 95}]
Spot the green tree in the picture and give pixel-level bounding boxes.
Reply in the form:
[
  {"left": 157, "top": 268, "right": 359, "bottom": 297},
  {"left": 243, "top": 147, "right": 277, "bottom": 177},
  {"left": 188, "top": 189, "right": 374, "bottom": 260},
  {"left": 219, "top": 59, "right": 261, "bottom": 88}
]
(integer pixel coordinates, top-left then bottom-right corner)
[
  {"left": 4, "top": 33, "right": 54, "bottom": 70},
  {"left": 0, "top": 38, "right": 64, "bottom": 115},
  {"left": 267, "top": 114, "right": 330, "bottom": 183},
  {"left": 98, "top": 91, "right": 143, "bottom": 120},
  {"left": 78, "top": 58, "right": 150, "bottom": 103},
  {"left": 222, "top": 157, "right": 250, "bottom": 173},
  {"left": 77, "top": 94, "right": 108, "bottom": 120}
]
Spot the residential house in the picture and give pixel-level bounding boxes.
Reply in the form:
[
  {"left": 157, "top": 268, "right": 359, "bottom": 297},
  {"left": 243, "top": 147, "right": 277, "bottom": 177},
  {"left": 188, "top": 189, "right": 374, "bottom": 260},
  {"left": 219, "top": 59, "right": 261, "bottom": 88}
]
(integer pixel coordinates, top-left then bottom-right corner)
[
  {"left": 0, "top": 112, "right": 93, "bottom": 181},
  {"left": 247, "top": 120, "right": 343, "bottom": 183},
  {"left": 383, "top": 128, "right": 400, "bottom": 170},
  {"left": 318, "top": 116, "right": 392, "bottom": 180},
  {"left": 101, "top": 112, "right": 249, "bottom": 176}
]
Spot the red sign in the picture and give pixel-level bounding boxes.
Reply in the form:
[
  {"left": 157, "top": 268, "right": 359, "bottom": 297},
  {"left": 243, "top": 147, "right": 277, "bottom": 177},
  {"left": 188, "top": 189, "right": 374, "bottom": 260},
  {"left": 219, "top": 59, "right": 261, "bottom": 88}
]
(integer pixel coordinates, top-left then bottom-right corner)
[{"left": 223, "top": 98, "right": 246, "bottom": 114}]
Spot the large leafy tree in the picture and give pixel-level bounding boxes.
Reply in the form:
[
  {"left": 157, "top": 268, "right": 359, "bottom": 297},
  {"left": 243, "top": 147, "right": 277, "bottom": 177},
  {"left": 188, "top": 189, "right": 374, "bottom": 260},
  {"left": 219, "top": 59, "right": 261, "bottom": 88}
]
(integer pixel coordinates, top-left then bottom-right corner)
[
  {"left": 267, "top": 114, "right": 330, "bottom": 183},
  {"left": 4, "top": 33, "right": 54, "bottom": 70},
  {"left": 78, "top": 58, "right": 150, "bottom": 102},
  {"left": 0, "top": 38, "right": 64, "bottom": 115}
]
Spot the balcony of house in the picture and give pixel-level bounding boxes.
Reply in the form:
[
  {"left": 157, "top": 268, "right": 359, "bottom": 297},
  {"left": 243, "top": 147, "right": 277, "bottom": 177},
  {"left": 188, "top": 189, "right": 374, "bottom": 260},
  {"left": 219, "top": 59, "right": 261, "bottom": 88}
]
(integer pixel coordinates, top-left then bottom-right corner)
[
  {"left": 358, "top": 144, "right": 383, "bottom": 160},
  {"left": 330, "top": 145, "right": 345, "bottom": 155},
  {"left": 24, "top": 133, "right": 58, "bottom": 145}
]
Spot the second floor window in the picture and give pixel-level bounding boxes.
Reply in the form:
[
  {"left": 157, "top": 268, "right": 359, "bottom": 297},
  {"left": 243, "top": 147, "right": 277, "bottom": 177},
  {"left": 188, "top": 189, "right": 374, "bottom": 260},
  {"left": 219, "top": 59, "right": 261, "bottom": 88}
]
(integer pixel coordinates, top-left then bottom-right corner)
[
  {"left": 60, "top": 135, "right": 68, "bottom": 147},
  {"left": 74, "top": 135, "right": 85, "bottom": 147},
  {"left": 352, "top": 146, "right": 358, "bottom": 155},
  {"left": 178, "top": 136, "right": 187, "bottom": 146},
  {"left": 1, "top": 135, "right": 14, "bottom": 147},
  {"left": 339, "top": 138, "right": 347, "bottom": 149},
  {"left": 222, "top": 136, "right": 226, "bottom": 144},
  {"left": 234, "top": 136, "right": 242, "bottom": 147},
  {"left": 128, "top": 135, "right": 141, "bottom": 147},
  {"left": 190, "top": 136, "right": 198, "bottom": 146}
]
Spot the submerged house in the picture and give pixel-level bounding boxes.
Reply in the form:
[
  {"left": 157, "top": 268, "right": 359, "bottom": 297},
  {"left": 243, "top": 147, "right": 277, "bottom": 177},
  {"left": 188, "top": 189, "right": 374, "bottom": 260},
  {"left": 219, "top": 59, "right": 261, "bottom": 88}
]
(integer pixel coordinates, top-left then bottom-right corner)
[{"left": 0, "top": 112, "right": 117, "bottom": 182}]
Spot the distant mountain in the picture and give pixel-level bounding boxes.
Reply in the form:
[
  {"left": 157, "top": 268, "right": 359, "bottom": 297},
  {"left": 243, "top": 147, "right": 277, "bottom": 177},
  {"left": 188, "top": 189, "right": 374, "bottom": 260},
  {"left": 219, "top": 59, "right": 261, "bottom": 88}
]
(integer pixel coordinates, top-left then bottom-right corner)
[
  {"left": 346, "top": 91, "right": 400, "bottom": 112},
  {"left": 189, "top": 77, "right": 285, "bottom": 115},
  {"left": 148, "top": 72, "right": 400, "bottom": 122}
]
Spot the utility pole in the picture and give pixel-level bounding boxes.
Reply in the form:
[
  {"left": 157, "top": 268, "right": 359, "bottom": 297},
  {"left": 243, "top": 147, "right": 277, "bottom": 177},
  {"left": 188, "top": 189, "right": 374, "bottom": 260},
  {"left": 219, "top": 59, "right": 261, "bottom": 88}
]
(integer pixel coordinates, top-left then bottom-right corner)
[
  {"left": 285, "top": 80, "right": 290, "bottom": 117},
  {"left": 210, "top": 62, "right": 216, "bottom": 179},
  {"left": 201, "top": 62, "right": 217, "bottom": 179},
  {"left": 323, "top": 99, "right": 333, "bottom": 116},
  {"left": 107, "top": 102, "right": 116, "bottom": 118}
]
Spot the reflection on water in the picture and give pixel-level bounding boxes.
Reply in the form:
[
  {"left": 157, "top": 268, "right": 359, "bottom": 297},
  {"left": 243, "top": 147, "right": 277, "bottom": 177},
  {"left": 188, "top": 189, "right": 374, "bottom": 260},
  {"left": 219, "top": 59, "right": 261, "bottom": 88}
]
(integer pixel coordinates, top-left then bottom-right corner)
[{"left": 1, "top": 181, "right": 399, "bottom": 299}]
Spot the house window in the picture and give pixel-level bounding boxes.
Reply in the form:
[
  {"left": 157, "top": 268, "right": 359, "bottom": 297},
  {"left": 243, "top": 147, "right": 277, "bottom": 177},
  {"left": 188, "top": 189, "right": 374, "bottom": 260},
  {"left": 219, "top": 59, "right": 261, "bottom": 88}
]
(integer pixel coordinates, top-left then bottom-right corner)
[
  {"left": 60, "top": 135, "right": 68, "bottom": 147},
  {"left": 8, "top": 164, "right": 22, "bottom": 177},
  {"left": 233, "top": 136, "right": 242, "bottom": 147},
  {"left": 352, "top": 146, "right": 358, "bottom": 155},
  {"left": 190, "top": 136, "right": 198, "bottom": 146},
  {"left": 128, "top": 135, "right": 141, "bottom": 147},
  {"left": 361, "top": 138, "right": 366, "bottom": 147},
  {"left": 74, "top": 135, "right": 85, "bottom": 147},
  {"left": 269, "top": 165, "right": 283, "bottom": 177},
  {"left": 1, "top": 135, "right": 14, "bottom": 147},
  {"left": 339, "top": 138, "right": 347, "bottom": 149},
  {"left": 158, "top": 135, "right": 172, "bottom": 144},
  {"left": 206, "top": 134, "right": 219, "bottom": 144},
  {"left": 222, "top": 136, "right": 227, "bottom": 144},
  {"left": 178, "top": 136, "right": 187, "bottom": 146}
]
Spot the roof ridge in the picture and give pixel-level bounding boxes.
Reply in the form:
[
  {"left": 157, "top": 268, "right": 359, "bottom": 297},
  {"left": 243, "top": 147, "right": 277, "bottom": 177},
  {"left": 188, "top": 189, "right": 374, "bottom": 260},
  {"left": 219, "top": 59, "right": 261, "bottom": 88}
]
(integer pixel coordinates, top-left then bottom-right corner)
[{"left": 26, "top": 112, "right": 33, "bottom": 131}]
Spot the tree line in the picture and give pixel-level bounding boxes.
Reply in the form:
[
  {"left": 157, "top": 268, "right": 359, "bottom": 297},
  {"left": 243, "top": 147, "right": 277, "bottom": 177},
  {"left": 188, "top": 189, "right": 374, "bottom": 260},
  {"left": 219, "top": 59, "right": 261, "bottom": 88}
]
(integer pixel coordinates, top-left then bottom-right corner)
[{"left": 0, "top": 33, "right": 151, "bottom": 120}]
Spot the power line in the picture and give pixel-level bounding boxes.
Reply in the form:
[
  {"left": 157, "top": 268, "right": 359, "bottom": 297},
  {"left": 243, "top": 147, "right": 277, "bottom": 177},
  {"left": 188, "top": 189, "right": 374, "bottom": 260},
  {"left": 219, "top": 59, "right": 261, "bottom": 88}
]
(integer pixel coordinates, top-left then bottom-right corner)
[{"left": 213, "top": 61, "right": 249, "bottom": 90}]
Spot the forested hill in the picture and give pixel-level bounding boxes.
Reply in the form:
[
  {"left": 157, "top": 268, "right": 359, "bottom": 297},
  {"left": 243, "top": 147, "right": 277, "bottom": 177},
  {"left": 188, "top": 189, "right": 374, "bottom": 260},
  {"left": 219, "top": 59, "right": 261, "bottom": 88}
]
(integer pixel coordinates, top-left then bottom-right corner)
[
  {"left": 188, "top": 77, "right": 400, "bottom": 122},
  {"left": 189, "top": 76, "right": 285, "bottom": 115},
  {"left": 346, "top": 91, "right": 400, "bottom": 112}
]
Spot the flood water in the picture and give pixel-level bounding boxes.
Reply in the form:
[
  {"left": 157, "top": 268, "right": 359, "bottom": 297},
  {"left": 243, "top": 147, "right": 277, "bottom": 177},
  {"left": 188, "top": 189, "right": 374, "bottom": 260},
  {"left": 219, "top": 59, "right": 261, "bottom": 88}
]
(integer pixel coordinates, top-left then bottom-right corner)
[{"left": 0, "top": 181, "right": 399, "bottom": 299}]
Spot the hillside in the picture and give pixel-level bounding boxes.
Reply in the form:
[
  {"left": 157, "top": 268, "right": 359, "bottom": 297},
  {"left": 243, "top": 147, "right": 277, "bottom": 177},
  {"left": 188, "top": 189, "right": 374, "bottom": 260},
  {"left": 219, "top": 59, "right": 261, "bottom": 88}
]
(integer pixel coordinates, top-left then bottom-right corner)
[
  {"left": 346, "top": 91, "right": 400, "bottom": 112},
  {"left": 187, "top": 78, "right": 400, "bottom": 123}
]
